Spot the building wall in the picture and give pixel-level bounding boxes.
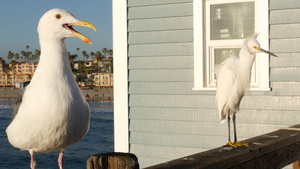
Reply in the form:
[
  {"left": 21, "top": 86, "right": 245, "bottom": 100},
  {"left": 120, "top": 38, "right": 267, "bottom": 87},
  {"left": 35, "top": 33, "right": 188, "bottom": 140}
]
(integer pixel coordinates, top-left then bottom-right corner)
[
  {"left": 128, "top": 0, "right": 300, "bottom": 168},
  {"left": 0, "top": 63, "right": 37, "bottom": 87}
]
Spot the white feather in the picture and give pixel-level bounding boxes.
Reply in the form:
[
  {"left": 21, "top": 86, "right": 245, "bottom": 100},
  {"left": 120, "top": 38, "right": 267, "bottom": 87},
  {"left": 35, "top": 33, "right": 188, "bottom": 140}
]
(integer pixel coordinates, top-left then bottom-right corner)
[
  {"left": 215, "top": 34, "right": 258, "bottom": 123},
  {"left": 6, "top": 9, "right": 90, "bottom": 154}
]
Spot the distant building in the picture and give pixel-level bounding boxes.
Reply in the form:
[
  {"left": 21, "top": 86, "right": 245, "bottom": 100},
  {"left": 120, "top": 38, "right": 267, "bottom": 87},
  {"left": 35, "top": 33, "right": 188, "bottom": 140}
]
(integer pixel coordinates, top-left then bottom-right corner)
[
  {"left": 0, "top": 63, "right": 37, "bottom": 88},
  {"left": 76, "top": 72, "right": 113, "bottom": 88},
  {"left": 0, "top": 58, "right": 114, "bottom": 88},
  {"left": 73, "top": 57, "right": 113, "bottom": 73}
]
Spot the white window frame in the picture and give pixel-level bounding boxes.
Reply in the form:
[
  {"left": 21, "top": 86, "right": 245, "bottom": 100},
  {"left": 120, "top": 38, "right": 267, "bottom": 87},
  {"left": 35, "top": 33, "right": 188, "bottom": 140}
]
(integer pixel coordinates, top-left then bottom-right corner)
[{"left": 193, "top": 0, "right": 270, "bottom": 91}]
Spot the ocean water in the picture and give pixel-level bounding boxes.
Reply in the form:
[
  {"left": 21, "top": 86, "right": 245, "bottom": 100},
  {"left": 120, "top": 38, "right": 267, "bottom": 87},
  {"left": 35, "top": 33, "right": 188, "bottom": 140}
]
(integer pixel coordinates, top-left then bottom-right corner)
[{"left": 0, "top": 100, "right": 114, "bottom": 169}]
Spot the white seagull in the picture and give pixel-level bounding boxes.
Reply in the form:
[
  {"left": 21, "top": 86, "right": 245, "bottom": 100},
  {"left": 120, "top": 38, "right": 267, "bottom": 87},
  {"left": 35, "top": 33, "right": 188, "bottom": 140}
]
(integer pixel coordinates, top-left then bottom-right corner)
[
  {"left": 215, "top": 33, "right": 277, "bottom": 148},
  {"left": 6, "top": 8, "right": 96, "bottom": 169}
]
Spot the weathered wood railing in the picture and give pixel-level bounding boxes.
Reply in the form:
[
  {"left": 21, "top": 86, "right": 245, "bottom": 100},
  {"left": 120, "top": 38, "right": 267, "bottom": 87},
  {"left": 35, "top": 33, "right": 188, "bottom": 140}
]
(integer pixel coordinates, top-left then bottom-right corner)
[
  {"left": 145, "top": 124, "right": 300, "bottom": 169},
  {"left": 87, "top": 124, "right": 300, "bottom": 169}
]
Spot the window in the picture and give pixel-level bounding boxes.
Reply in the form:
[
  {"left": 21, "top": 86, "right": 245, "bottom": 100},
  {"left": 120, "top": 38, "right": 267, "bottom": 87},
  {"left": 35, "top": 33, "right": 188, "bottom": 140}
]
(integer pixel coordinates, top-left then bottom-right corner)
[{"left": 193, "top": 0, "right": 270, "bottom": 91}]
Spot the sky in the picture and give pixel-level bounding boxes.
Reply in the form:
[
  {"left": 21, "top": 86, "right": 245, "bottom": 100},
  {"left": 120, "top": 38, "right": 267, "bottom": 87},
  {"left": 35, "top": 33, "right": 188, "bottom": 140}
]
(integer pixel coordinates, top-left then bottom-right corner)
[{"left": 0, "top": 0, "right": 112, "bottom": 61}]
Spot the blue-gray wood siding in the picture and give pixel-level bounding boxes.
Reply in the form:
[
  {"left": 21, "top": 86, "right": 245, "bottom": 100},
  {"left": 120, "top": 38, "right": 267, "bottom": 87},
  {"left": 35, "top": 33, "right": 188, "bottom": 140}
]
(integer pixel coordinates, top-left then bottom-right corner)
[{"left": 127, "top": 0, "right": 300, "bottom": 168}]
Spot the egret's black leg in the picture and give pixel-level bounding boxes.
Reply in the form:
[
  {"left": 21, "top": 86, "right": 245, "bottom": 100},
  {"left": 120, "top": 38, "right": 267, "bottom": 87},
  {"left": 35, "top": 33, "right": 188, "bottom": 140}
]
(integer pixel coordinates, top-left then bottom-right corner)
[
  {"left": 233, "top": 112, "right": 237, "bottom": 142},
  {"left": 225, "top": 115, "right": 237, "bottom": 147},
  {"left": 228, "top": 115, "right": 231, "bottom": 142},
  {"left": 233, "top": 112, "right": 249, "bottom": 147}
]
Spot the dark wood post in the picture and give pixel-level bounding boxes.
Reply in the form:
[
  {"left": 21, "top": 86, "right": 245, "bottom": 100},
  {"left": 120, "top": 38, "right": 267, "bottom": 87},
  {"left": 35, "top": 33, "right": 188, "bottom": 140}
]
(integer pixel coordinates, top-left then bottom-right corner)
[{"left": 87, "top": 152, "right": 139, "bottom": 169}]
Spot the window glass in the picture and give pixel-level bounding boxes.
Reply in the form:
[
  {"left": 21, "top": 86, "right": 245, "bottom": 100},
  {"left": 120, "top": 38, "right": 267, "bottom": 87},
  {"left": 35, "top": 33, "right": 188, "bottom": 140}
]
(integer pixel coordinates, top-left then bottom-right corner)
[{"left": 210, "top": 2, "right": 255, "bottom": 40}]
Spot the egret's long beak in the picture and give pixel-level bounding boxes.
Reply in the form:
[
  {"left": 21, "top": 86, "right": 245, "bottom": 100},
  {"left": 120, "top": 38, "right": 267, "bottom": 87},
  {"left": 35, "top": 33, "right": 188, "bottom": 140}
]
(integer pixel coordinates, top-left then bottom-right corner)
[
  {"left": 259, "top": 48, "right": 278, "bottom": 57},
  {"left": 66, "top": 20, "right": 97, "bottom": 44}
]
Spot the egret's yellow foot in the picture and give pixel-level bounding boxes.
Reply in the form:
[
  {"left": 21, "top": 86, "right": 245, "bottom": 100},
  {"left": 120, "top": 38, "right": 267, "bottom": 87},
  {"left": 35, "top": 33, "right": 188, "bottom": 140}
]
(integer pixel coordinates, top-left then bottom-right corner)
[
  {"left": 234, "top": 142, "right": 249, "bottom": 147},
  {"left": 224, "top": 141, "right": 238, "bottom": 148}
]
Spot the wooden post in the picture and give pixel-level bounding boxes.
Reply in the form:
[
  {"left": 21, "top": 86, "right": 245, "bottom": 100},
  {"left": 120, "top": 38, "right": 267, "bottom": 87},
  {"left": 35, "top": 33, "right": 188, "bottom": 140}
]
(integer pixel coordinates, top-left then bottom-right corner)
[
  {"left": 87, "top": 152, "right": 139, "bottom": 169},
  {"left": 294, "top": 161, "right": 300, "bottom": 169}
]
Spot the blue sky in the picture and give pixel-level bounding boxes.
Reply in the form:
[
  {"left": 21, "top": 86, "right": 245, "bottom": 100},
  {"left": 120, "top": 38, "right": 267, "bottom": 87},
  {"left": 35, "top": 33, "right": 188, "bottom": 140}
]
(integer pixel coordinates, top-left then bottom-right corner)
[{"left": 0, "top": 0, "right": 112, "bottom": 61}]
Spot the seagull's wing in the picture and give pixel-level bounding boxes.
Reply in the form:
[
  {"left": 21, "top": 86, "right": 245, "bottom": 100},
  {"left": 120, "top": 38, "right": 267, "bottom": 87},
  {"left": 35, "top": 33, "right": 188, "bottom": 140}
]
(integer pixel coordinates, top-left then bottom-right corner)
[{"left": 11, "top": 87, "right": 26, "bottom": 121}]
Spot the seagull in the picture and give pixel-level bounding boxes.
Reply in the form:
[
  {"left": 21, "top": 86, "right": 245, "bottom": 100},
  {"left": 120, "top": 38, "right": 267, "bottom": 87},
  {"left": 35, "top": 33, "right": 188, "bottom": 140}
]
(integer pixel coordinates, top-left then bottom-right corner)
[
  {"left": 6, "top": 8, "right": 96, "bottom": 169},
  {"left": 215, "top": 33, "right": 277, "bottom": 148}
]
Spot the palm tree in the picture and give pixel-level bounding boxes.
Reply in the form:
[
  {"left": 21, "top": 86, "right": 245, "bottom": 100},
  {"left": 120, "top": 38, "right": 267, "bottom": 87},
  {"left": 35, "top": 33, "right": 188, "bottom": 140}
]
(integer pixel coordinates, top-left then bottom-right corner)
[
  {"left": 108, "top": 49, "right": 113, "bottom": 57},
  {"left": 69, "top": 53, "right": 77, "bottom": 70},
  {"left": 102, "top": 48, "right": 108, "bottom": 58},
  {"left": 86, "top": 54, "right": 90, "bottom": 61},
  {"left": 76, "top": 48, "right": 80, "bottom": 61},
  {"left": 33, "top": 49, "right": 41, "bottom": 63},
  {"left": 78, "top": 60, "right": 85, "bottom": 85},
  {"left": 90, "top": 52, "right": 95, "bottom": 59},
  {"left": 7, "top": 51, "right": 14, "bottom": 61},
  {"left": 14, "top": 53, "right": 20, "bottom": 61},
  {"left": 82, "top": 51, "right": 87, "bottom": 62},
  {"left": 95, "top": 51, "right": 103, "bottom": 61},
  {"left": 21, "top": 50, "right": 31, "bottom": 63},
  {"left": 10, "top": 60, "right": 17, "bottom": 89}
]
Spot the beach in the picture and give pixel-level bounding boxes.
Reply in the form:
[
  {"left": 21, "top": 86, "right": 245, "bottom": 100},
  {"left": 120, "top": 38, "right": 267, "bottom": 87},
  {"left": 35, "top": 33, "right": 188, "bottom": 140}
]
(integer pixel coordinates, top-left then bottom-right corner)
[{"left": 0, "top": 87, "right": 113, "bottom": 102}]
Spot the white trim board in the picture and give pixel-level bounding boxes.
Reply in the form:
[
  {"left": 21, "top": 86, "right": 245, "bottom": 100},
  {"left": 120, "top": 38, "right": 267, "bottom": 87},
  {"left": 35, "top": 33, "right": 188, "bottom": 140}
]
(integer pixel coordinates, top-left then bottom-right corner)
[{"left": 113, "top": 0, "right": 129, "bottom": 152}]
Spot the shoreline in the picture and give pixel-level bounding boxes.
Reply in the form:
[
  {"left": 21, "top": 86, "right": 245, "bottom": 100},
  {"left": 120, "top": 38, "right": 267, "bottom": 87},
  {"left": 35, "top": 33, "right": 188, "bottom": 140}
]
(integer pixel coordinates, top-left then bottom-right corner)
[{"left": 0, "top": 88, "right": 114, "bottom": 103}]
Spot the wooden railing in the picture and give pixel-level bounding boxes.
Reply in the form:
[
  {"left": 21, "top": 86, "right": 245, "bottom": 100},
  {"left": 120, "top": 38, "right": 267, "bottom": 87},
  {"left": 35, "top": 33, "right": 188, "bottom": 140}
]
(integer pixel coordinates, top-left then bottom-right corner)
[{"left": 145, "top": 124, "right": 300, "bottom": 169}]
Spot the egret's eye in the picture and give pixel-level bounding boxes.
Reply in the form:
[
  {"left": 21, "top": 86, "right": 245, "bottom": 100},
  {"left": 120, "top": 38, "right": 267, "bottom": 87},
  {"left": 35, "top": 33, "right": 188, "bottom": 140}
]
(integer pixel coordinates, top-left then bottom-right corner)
[
  {"left": 55, "top": 14, "right": 62, "bottom": 19},
  {"left": 253, "top": 46, "right": 260, "bottom": 50}
]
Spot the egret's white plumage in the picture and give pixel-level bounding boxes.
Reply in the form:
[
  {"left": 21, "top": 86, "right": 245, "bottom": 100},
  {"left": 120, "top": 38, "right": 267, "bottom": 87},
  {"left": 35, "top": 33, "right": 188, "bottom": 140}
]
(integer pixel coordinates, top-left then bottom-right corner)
[
  {"left": 6, "top": 8, "right": 96, "bottom": 169},
  {"left": 215, "top": 33, "right": 277, "bottom": 147}
]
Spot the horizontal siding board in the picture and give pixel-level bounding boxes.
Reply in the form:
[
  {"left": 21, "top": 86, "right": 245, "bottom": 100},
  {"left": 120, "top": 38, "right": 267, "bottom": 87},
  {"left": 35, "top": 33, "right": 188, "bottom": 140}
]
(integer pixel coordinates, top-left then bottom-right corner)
[
  {"left": 129, "top": 56, "right": 193, "bottom": 69},
  {"left": 271, "top": 82, "right": 300, "bottom": 96},
  {"left": 129, "top": 69, "right": 193, "bottom": 82},
  {"left": 129, "top": 94, "right": 215, "bottom": 108},
  {"left": 270, "top": 24, "right": 300, "bottom": 39},
  {"left": 129, "top": 107, "right": 300, "bottom": 126},
  {"left": 270, "top": 0, "right": 300, "bottom": 10},
  {"left": 128, "top": 0, "right": 192, "bottom": 7},
  {"left": 129, "top": 94, "right": 300, "bottom": 111},
  {"left": 270, "top": 38, "right": 300, "bottom": 53},
  {"left": 128, "top": 3, "right": 192, "bottom": 19},
  {"left": 128, "top": 16, "right": 193, "bottom": 32},
  {"left": 271, "top": 68, "right": 300, "bottom": 82},
  {"left": 270, "top": 9, "right": 300, "bottom": 24},
  {"left": 270, "top": 53, "right": 300, "bottom": 68},
  {"left": 128, "top": 43, "right": 193, "bottom": 57},
  {"left": 129, "top": 107, "right": 218, "bottom": 122},
  {"left": 131, "top": 142, "right": 213, "bottom": 159},
  {"left": 130, "top": 132, "right": 225, "bottom": 148},
  {"left": 129, "top": 82, "right": 195, "bottom": 94},
  {"left": 129, "top": 120, "right": 286, "bottom": 138},
  {"left": 128, "top": 29, "right": 193, "bottom": 44}
]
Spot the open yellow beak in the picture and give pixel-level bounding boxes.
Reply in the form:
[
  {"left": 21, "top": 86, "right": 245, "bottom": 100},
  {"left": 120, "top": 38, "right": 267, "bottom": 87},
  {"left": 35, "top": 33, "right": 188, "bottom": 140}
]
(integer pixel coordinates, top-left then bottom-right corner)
[{"left": 68, "top": 20, "right": 97, "bottom": 44}]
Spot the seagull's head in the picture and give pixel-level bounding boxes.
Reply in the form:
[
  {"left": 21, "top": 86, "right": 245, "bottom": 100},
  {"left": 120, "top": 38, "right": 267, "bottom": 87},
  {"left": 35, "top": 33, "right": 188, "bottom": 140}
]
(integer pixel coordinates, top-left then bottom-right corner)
[
  {"left": 245, "top": 33, "right": 277, "bottom": 57},
  {"left": 37, "top": 8, "right": 97, "bottom": 44}
]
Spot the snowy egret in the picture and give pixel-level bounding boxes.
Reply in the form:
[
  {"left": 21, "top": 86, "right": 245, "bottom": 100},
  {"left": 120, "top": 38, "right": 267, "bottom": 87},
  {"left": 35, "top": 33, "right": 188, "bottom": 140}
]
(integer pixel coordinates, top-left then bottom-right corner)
[
  {"left": 6, "top": 8, "right": 96, "bottom": 169},
  {"left": 215, "top": 33, "right": 277, "bottom": 148}
]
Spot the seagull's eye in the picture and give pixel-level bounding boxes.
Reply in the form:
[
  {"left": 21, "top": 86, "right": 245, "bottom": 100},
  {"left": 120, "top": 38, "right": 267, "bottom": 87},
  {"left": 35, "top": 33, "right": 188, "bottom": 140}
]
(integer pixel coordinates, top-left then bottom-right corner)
[{"left": 55, "top": 14, "right": 62, "bottom": 19}]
